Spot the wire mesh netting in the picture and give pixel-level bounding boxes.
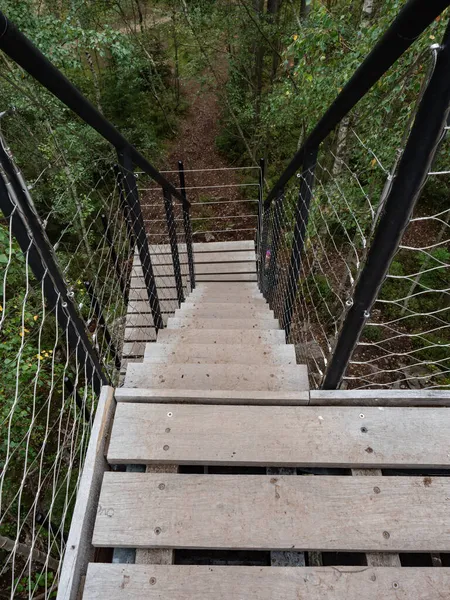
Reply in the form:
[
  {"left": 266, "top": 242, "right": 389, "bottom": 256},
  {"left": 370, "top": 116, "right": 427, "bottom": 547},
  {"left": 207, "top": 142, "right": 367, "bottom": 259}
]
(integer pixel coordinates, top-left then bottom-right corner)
[
  {"left": 0, "top": 69, "right": 189, "bottom": 598},
  {"left": 347, "top": 138, "right": 450, "bottom": 389},
  {"left": 261, "top": 41, "right": 450, "bottom": 390}
]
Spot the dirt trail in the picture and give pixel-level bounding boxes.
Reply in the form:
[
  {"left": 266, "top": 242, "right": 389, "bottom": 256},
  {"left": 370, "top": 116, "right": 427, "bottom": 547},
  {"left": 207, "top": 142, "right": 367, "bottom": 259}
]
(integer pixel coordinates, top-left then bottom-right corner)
[{"left": 159, "top": 77, "right": 259, "bottom": 243}]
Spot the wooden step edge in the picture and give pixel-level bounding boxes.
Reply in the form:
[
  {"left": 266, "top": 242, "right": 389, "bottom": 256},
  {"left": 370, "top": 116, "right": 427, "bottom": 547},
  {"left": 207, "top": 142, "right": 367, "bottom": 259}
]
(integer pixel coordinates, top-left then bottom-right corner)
[
  {"left": 114, "top": 388, "right": 310, "bottom": 405},
  {"left": 310, "top": 389, "right": 450, "bottom": 407},
  {"left": 84, "top": 564, "right": 450, "bottom": 600}
]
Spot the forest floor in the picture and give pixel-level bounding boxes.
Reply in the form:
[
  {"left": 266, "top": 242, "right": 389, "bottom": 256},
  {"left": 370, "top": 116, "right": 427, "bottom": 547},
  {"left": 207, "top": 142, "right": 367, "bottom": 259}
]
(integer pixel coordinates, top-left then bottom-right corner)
[{"left": 140, "top": 55, "right": 259, "bottom": 243}]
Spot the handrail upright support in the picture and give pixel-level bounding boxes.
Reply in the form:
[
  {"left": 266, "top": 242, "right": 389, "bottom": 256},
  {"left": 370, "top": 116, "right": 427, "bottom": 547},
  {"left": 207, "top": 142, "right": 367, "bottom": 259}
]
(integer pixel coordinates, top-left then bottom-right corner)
[
  {"left": 282, "top": 148, "right": 318, "bottom": 338},
  {"left": 178, "top": 160, "right": 196, "bottom": 291},
  {"left": 163, "top": 186, "right": 185, "bottom": 306},
  {"left": 267, "top": 188, "right": 284, "bottom": 305},
  {"left": 256, "top": 157, "right": 265, "bottom": 290},
  {"left": 117, "top": 149, "right": 164, "bottom": 332}
]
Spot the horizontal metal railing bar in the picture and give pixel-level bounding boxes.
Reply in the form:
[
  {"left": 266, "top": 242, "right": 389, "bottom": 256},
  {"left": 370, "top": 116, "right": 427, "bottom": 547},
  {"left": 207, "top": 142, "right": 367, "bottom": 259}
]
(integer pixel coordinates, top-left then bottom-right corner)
[
  {"left": 264, "top": 0, "right": 450, "bottom": 207},
  {"left": 139, "top": 183, "right": 259, "bottom": 191},
  {"left": 144, "top": 214, "right": 257, "bottom": 222},
  {"left": 192, "top": 228, "right": 256, "bottom": 235},
  {"left": 136, "top": 166, "right": 261, "bottom": 174},
  {"left": 0, "top": 11, "right": 186, "bottom": 205},
  {"left": 141, "top": 199, "right": 258, "bottom": 207}
]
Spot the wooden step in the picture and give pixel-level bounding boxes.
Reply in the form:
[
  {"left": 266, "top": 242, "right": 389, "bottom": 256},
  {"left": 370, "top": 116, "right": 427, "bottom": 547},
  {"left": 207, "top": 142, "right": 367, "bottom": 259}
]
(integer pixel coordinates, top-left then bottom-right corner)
[
  {"left": 166, "top": 317, "right": 279, "bottom": 330},
  {"left": 195, "top": 282, "right": 259, "bottom": 290},
  {"left": 175, "top": 307, "right": 273, "bottom": 319},
  {"left": 194, "top": 240, "right": 255, "bottom": 253},
  {"left": 130, "top": 276, "right": 191, "bottom": 290},
  {"left": 129, "top": 287, "right": 181, "bottom": 301},
  {"left": 195, "top": 262, "right": 256, "bottom": 275},
  {"left": 196, "top": 273, "right": 257, "bottom": 282},
  {"left": 194, "top": 250, "right": 256, "bottom": 263},
  {"left": 156, "top": 328, "right": 286, "bottom": 345},
  {"left": 125, "top": 313, "right": 171, "bottom": 329},
  {"left": 124, "top": 362, "right": 309, "bottom": 391},
  {"left": 83, "top": 564, "right": 450, "bottom": 600},
  {"left": 143, "top": 343, "right": 296, "bottom": 365},
  {"left": 107, "top": 404, "right": 450, "bottom": 467},
  {"left": 92, "top": 472, "right": 450, "bottom": 551},
  {"left": 115, "top": 388, "right": 309, "bottom": 405},
  {"left": 185, "top": 296, "right": 267, "bottom": 305},
  {"left": 189, "top": 293, "right": 264, "bottom": 302}
]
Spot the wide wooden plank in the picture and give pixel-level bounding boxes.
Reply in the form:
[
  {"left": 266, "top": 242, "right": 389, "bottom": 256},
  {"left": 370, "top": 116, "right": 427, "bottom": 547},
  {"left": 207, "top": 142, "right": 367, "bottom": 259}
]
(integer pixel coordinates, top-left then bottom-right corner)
[
  {"left": 175, "top": 307, "right": 273, "bottom": 319},
  {"left": 196, "top": 273, "right": 257, "bottom": 281},
  {"left": 124, "top": 327, "right": 157, "bottom": 342},
  {"left": 194, "top": 250, "right": 256, "bottom": 263},
  {"left": 130, "top": 276, "right": 191, "bottom": 289},
  {"left": 143, "top": 342, "right": 296, "bottom": 364},
  {"left": 166, "top": 317, "right": 279, "bottom": 330},
  {"left": 124, "top": 362, "right": 309, "bottom": 391},
  {"left": 122, "top": 341, "right": 146, "bottom": 358},
  {"left": 125, "top": 313, "right": 172, "bottom": 328},
  {"left": 193, "top": 240, "right": 255, "bottom": 252},
  {"left": 156, "top": 328, "right": 286, "bottom": 345},
  {"left": 140, "top": 241, "right": 255, "bottom": 255},
  {"left": 83, "top": 564, "right": 450, "bottom": 600},
  {"left": 185, "top": 296, "right": 267, "bottom": 305},
  {"left": 311, "top": 389, "right": 450, "bottom": 406},
  {"left": 196, "top": 281, "right": 259, "bottom": 288},
  {"left": 93, "top": 473, "right": 450, "bottom": 551},
  {"left": 107, "top": 404, "right": 450, "bottom": 467},
  {"left": 128, "top": 299, "right": 179, "bottom": 314},
  {"left": 195, "top": 262, "right": 256, "bottom": 274},
  {"left": 128, "top": 287, "right": 181, "bottom": 301}
]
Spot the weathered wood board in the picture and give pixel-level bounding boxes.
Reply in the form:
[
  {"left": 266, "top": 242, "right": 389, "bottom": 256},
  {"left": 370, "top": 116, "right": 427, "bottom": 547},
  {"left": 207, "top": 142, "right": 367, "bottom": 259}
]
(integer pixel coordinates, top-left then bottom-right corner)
[
  {"left": 143, "top": 342, "right": 296, "bottom": 365},
  {"left": 83, "top": 565, "right": 450, "bottom": 600},
  {"left": 92, "top": 473, "right": 450, "bottom": 551},
  {"left": 124, "top": 362, "right": 309, "bottom": 391},
  {"left": 107, "top": 404, "right": 450, "bottom": 468}
]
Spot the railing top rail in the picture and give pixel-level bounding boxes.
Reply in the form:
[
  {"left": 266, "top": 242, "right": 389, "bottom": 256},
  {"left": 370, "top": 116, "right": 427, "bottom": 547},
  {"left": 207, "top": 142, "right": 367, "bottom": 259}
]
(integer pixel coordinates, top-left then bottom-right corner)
[
  {"left": 0, "top": 11, "right": 187, "bottom": 206},
  {"left": 264, "top": 0, "right": 450, "bottom": 208}
]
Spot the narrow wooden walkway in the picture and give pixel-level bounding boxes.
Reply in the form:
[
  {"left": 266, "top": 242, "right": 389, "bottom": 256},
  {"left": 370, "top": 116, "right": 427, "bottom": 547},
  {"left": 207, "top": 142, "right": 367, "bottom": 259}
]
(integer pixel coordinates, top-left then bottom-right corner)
[{"left": 80, "top": 241, "right": 450, "bottom": 599}]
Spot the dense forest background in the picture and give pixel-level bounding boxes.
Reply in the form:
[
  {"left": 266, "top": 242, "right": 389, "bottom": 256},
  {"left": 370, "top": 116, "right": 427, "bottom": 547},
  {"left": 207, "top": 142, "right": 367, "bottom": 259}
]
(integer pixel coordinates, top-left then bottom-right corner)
[{"left": 1, "top": 0, "right": 450, "bottom": 596}]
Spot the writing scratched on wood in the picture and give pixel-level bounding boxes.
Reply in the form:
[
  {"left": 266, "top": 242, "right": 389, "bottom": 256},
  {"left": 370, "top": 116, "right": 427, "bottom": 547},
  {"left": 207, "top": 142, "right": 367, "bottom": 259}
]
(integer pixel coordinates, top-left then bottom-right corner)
[{"left": 97, "top": 503, "right": 115, "bottom": 517}]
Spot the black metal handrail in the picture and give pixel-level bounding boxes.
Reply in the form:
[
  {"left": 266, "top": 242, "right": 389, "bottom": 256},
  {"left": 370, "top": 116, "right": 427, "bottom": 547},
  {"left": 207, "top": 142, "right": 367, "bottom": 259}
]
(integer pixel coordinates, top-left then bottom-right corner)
[
  {"left": 264, "top": 0, "right": 450, "bottom": 207},
  {"left": 0, "top": 11, "right": 187, "bottom": 206}
]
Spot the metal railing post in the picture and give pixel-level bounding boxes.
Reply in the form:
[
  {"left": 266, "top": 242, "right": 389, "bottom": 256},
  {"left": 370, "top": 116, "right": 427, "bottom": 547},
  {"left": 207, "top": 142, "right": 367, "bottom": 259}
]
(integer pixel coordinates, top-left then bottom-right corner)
[
  {"left": 260, "top": 204, "right": 272, "bottom": 296},
  {"left": 282, "top": 148, "right": 318, "bottom": 337},
  {"left": 117, "top": 149, "right": 164, "bottom": 332},
  {"left": 0, "top": 140, "right": 107, "bottom": 395},
  {"left": 163, "top": 186, "right": 185, "bottom": 306},
  {"left": 178, "top": 160, "right": 196, "bottom": 290},
  {"left": 267, "top": 187, "right": 284, "bottom": 304},
  {"left": 323, "top": 22, "right": 450, "bottom": 389},
  {"left": 256, "top": 157, "right": 265, "bottom": 289}
]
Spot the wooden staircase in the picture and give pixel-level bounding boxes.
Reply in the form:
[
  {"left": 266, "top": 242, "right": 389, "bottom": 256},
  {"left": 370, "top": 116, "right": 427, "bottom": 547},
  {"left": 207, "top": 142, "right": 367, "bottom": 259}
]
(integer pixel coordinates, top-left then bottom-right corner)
[{"left": 77, "top": 243, "right": 450, "bottom": 599}]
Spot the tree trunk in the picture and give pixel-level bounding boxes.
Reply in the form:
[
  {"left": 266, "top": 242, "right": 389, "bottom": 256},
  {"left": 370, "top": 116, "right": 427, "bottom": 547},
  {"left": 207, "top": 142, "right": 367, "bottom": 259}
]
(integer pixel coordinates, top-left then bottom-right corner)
[
  {"left": 332, "top": 115, "right": 350, "bottom": 176},
  {"left": 254, "top": 0, "right": 265, "bottom": 120},
  {"left": 300, "top": 0, "right": 312, "bottom": 20},
  {"left": 361, "top": 0, "right": 375, "bottom": 28},
  {"left": 267, "top": 0, "right": 283, "bottom": 82}
]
